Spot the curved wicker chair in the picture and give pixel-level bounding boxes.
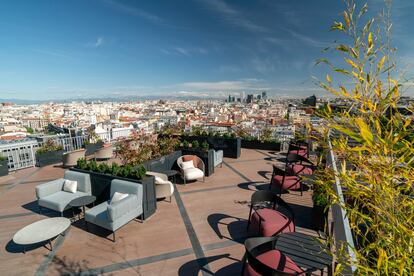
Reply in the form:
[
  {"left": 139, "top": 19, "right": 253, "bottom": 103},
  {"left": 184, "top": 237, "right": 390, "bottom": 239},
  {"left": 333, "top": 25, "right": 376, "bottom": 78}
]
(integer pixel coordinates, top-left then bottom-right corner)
[
  {"left": 146, "top": 171, "right": 174, "bottom": 202},
  {"left": 247, "top": 190, "right": 295, "bottom": 237},
  {"left": 242, "top": 236, "right": 306, "bottom": 276},
  {"left": 94, "top": 144, "right": 113, "bottom": 160},
  {"left": 177, "top": 155, "right": 205, "bottom": 184},
  {"left": 62, "top": 149, "right": 86, "bottom": 167}
]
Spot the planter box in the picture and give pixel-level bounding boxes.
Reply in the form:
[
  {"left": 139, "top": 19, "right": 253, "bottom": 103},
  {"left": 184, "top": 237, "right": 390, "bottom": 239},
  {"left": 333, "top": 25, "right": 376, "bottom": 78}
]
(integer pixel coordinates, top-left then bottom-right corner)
[
  {"left": 181, "top": 148, "right": 215, "bottom": 176},
  {"left": 35, "top": 150, "right": 64, "bottom": 167},
  {"left": 312, "top": 204, "right": 329, "bottom": 232},
  {"left": 144, "top": 150, "right": 182, "bottom": 173},
  {"left": 84, "top": 141, "right": 104, "bottom": 156},
  {"left": 70, "top": 168, "right": 156, "bottom": 220},
  {"left": 179, "top": 136, "right": 241, "bottom": 159},
  {"left": 0, "top": 159, "right": 8, "bottom": 177},
  {"left": 241, "top": 140, "right": 281, "bottom": 151}
]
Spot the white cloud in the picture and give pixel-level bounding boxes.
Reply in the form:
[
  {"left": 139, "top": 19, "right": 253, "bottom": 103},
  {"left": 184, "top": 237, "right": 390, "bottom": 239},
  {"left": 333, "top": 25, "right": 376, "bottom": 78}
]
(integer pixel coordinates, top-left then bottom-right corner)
[
  {"left": 101, "top": 0, "right": 163, "bottom": 24},
  {"left": 199, "top": 0, "right": 266, "bottom": 33},
  {"left": 176, "top": 79, "right": 269, "bottom": 91},
  {"left": 86, "top": 37, "right": 105, "bottom": 48},
  {"left": 161, "top": 47, "right": 209, "bottom": 56}
]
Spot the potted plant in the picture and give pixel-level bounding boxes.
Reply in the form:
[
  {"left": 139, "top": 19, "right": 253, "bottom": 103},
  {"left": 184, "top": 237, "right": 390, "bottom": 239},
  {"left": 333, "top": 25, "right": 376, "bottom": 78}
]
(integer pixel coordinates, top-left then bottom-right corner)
[
  {"left": 312, "top": 186, "right": 329, "bottom": 232},
  {"left": 0, "top": 155, "right": 8, "bottom": 177},
  {"left": 35, "top": 139, "right": 64, "bottom": 167}
]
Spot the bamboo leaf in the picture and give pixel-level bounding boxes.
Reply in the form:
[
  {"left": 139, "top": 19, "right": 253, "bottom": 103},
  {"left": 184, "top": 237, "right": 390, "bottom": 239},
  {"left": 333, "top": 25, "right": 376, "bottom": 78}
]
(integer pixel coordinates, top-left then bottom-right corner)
[
  {"left": 345, "top": 58, "right": 358, "bottom": 69},
  {"left": 378, "top": 56, "right": 386, "bottom": 72},
  {"left": 359, "top": 3, "right": 368, "bottom": 18},
  {"left": 343, "top": 11, "right": 350, "bottom": 29},
  {"left": 326, "top": 74, "right": 332, "bottom": 83}
]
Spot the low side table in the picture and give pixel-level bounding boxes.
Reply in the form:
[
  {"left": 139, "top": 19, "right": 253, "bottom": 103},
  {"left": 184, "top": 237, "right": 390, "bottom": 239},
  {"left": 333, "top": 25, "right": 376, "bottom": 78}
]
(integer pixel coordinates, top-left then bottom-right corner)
[
  {"left": 69, "top": 195, "right": 96, "bottom": 221},
  {"left": 13, "top": 217, "right": 70, "bottom": 253},
  {"left": 274, "top": 232, "right": 333, "bottom": 274},
  {"left": 163, "top": 170, "right": 179, "bottom": 184}
]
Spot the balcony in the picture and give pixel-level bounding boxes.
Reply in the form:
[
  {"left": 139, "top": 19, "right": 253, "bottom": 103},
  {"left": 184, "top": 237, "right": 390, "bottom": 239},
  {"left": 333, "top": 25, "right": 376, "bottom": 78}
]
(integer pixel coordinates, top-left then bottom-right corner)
[{"left": 0, "top": 147, "right": 332, "bottom": 275}]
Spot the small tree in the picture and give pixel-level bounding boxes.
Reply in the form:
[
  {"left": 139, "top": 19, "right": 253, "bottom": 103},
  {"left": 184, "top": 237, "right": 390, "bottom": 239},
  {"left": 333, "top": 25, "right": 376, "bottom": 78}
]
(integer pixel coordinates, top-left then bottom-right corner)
[{"left": 314, "top": 0, "right": 414, "bottom": 274}]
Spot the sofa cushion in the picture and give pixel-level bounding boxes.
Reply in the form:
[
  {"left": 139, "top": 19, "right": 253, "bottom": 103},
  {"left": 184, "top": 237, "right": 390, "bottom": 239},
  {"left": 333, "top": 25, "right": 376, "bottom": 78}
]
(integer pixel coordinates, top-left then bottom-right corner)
[
  {"left": 288, "top": 164, "right": 313, "bottom": 175},
  {"left": 272, "top": 175, "right": 301, "bottom": 190},
  {"left": 182, "top": 160, "right": 195, "bottom": 170},
  {"left": 250, "top": 208, "right": 294, "bottom": 237},
  {"left": 63, "top": 180, "right": 77, "bottom": 193},
  {"left": 244, "top": 250, "right": 303, "bottom": 276},
  {"left": 110, "top": 192, "right": 128, "bottom": 204},
  {"left": 184, "top": 167, "right": 204, "bottom": 180},
  {"left": 38, "top": 191, "right": 89, "bottom": 212}
]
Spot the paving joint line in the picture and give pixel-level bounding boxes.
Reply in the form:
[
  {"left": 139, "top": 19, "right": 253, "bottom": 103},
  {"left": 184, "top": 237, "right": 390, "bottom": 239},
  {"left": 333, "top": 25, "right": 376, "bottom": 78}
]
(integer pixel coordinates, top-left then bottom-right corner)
[
  {"left": 173, "top": 184, "right": 212, "bottom": 276},
  {"left": 35, "top": 227, "right": 71, "bottom": 276},
  {"left": 0, "top": 167, "right": 41, "bottom": 197}
]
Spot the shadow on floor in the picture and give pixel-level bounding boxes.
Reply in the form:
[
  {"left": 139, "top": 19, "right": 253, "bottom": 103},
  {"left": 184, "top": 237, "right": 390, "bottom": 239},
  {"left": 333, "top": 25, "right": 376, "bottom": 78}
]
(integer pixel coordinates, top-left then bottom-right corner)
[
  {"left": 207, "top": 213, "right": 248, "bottom": 244},
  {"left": 52, "top": 256, "right": 110, "bottom": 276},
  {"left": 178, "top": 254, "right": 242, "bottom": 276},
  {"left": 5, "top": 239, "right": 56, "bottom": 254},
  {"left": 257, "top": 170, "right": 271, "bottom": 180},
  {"left": 237, "top": 181, "right": 269, "bottom": 192},
  {"left": 21, "top": 200, "right": 76, "bottom": 218}
]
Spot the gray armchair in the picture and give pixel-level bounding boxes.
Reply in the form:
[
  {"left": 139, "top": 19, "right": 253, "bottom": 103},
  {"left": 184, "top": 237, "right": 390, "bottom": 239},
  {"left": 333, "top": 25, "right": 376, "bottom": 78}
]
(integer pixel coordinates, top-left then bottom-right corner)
[
  {"left": 213, "top": 150, "right": 223, "bottom": 168},
  {"left": 85, "top": 179, "right": 143, "bottom": 242},
  {"left": 36, "top": 170, "right": 92, "bottom": 216}
]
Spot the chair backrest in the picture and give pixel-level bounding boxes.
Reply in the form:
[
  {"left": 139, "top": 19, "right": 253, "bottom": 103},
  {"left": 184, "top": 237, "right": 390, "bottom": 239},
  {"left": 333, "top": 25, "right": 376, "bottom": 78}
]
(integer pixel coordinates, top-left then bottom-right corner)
[
  {"left": 64, "top": 170, "right": 91, "bottom": 193},
  {"left": 272, "top": 165, "right": 287, "bottom": 177},
  {"left": 244, "top": 236, "right": 300, "bottom": 276},
  {"left": 110, "top": 179, "right": 143, "bottom": 201},
  {"left": 250, "top": 190, "right": 295, "bottom": 228},
  {"left": 177, "top": 155, "right": 204, "bottom": 170}
]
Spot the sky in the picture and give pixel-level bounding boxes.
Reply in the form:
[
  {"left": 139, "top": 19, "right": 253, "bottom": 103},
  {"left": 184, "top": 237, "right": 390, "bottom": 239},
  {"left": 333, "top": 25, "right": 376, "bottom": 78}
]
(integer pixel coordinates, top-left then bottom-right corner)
[{"left": 0, "top": 0, "right": 413, "bottom": 100}]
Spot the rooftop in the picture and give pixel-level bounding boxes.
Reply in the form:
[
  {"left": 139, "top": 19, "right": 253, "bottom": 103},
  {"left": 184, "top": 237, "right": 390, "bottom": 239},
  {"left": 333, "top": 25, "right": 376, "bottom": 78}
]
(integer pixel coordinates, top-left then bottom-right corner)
[{"left": 0, "top": 149, "right": 320, "bottom": 275}]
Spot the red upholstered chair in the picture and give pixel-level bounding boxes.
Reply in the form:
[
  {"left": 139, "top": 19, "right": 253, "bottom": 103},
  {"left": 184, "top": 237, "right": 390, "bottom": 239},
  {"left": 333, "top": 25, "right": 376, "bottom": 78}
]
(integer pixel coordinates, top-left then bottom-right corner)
[
  {"left": 270, "top": 165, "right": 303, "bottom": 196},
  {"left": 288, "top": 142, "right": 309, "bottom": 158},
  {"left": 247, "top": 191, "right": 295, "bottom": 237},
  {"left": 242, "top": 236, "right": 306, "bottom": 276},
  {"left": 285, "top": 153, "right": 316, "bottom": 176}
]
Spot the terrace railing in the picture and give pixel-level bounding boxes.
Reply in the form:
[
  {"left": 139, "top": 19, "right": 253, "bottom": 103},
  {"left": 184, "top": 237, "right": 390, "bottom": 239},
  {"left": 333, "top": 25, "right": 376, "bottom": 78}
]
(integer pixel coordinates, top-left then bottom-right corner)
[
  {"left": 326, "top": 140, "right": 357, "bottom": 274},
  {"left": 0, "top": 129, "right": 132, "bottom": 172}
]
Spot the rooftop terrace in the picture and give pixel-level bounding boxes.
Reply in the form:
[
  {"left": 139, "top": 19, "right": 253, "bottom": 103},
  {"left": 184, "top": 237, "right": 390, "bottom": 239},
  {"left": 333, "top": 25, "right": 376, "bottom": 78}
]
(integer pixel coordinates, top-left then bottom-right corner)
[{"left": 0, "top": 149, "right": 321, "bottom": 275}]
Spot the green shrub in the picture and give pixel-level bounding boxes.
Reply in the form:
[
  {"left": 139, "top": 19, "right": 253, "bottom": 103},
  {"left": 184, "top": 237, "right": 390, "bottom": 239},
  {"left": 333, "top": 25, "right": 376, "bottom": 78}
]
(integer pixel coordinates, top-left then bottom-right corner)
[
  {"left": 36, "top": 139, "right": 63, "bottom": 155},
  {"left": 0, "top": 155, "right": 7, "bottom": 161},
  {"left": 182, "top": 140, "right": 190, "bottom": 148},
  {"left": 97, "top": 163, "right": 110, "bottom": 174},
  {"left": 201, "top": 141, "right": 209, "bottom": 151},
  {"left": 76, "top": 158, "right": 88, "bottom": 170},
  {"left": 191, "top": 140, "right": 199, "bottom": 149}
]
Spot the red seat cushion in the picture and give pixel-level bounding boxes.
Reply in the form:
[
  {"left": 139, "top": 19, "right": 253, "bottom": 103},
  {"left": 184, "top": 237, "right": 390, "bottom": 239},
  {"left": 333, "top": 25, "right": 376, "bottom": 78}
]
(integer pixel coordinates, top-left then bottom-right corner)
[
  {"left": 272, "top": 175, "right": 301, "bottom": 190},
  {"left": 288, "top": 164, "right": 313, "bottom": 175},
  {"left": 289, "top": 149, "right": 307, "bottom": 157},
  {"left": 250, "top": 208, "right": 294, "bottom": 237},
  {"left": 244, "top": 249, "right": 303, "bottom": 276}
]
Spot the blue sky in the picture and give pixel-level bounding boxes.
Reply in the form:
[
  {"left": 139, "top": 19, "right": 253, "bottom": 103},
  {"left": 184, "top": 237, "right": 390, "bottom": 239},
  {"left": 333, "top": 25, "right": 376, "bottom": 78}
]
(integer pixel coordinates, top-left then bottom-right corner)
[{"left": 0, "top": 0, "right": 413, "bottom": 100}]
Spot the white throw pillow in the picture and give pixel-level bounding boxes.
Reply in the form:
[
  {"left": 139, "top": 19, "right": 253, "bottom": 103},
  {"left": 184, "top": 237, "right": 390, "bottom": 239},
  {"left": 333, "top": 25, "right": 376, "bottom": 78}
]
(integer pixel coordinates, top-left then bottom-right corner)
[
  {"left": 63, "top": 180, "right": 77, "bottom": 193},
  {"left": 181, "top": 160, "right": 195, "bottom": 170},
  {"left": 154, "top": 176, "right": 169, "bottom": 185},
  {"left": 110, "top": 192, "right": 128, "bottom": 204}
]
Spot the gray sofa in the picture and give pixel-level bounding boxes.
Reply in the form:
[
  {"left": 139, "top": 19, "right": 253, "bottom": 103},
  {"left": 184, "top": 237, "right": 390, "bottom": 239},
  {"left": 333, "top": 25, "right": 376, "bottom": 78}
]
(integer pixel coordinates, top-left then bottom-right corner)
[
  {"left": 36, "top": 170, "right": 92, "bottom": 216},
  {"left": 85, "top": 179, "right": 143, "bottom": 242},
  {"left": 213, "top": 150, "right": 224, "bottom": 168}
]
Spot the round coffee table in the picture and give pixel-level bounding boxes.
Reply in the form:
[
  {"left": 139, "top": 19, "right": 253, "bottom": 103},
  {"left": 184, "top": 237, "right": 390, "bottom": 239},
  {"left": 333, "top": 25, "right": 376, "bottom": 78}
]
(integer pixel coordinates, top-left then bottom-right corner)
[
  {"left": 163, "top": 170, "right": 179, "bottom": 184},
  {"left": 69, "top": 195, "right": 96, "bottom": 221},
  {"left": 13, "top": 217, "right": 70, "bottom": 253}
]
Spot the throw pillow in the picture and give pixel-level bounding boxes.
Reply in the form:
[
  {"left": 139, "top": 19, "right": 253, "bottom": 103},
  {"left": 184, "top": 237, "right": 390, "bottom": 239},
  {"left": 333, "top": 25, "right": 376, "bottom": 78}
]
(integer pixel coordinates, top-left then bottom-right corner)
[
  {"left": 181, "top": 160, "right": 194, "bottom": 170},
  {"left": 63, "top": 180, "right": 77, "bottom": 193},
  {"left": 110, "top": 192, "right": 128, "bottom": 204},
  {"left": 182, "top": 155, "right": 194, "bottom": 162},
  {"left": 154, "top": 176, "right": 170, "bottom": 185}
]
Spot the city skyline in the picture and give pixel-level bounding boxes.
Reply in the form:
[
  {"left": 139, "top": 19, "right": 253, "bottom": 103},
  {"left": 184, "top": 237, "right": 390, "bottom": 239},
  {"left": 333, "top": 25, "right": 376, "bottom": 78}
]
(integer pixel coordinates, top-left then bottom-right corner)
[{"left": 1, "top": 0, "right": 414, "bottom": 100}]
